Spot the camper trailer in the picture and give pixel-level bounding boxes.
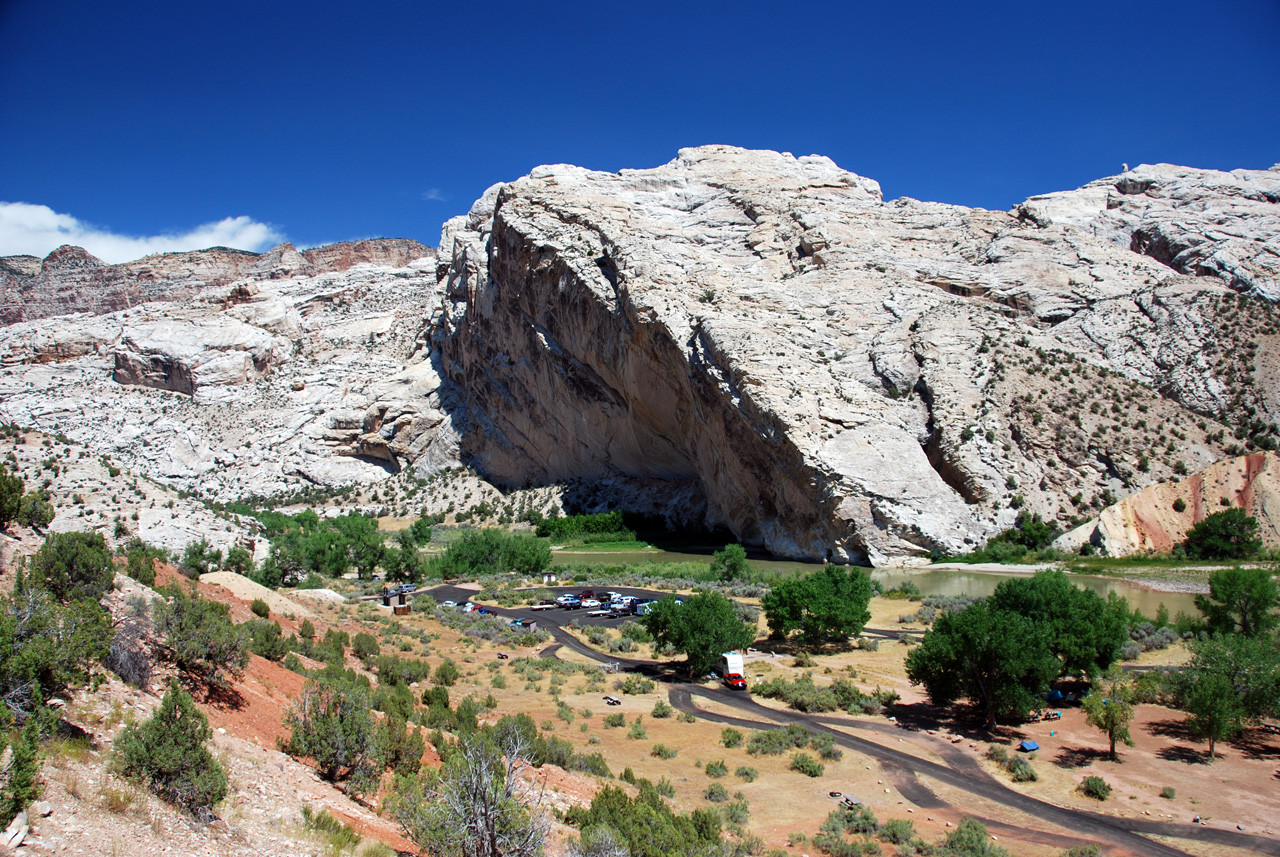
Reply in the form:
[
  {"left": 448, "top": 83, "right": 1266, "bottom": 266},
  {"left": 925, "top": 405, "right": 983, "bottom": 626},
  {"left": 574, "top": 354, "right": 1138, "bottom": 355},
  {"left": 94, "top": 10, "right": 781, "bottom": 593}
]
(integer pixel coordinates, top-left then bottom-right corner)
[{"left": 718, "top": 652, "right": 744, "bottom": 677}]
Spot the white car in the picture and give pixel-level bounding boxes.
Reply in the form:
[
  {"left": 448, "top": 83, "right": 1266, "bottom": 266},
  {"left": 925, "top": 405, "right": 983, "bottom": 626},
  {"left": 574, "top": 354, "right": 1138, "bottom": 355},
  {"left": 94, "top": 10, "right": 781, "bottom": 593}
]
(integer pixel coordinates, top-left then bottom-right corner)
[
  {"left": 581, "top": 598, "right": 602, "bottom": 609},
  {"left": 555, "top": 593, "right": 577, "bottom": 606},
  {"left": 441, "top": 600, "right": 458, "bottom": 608}
]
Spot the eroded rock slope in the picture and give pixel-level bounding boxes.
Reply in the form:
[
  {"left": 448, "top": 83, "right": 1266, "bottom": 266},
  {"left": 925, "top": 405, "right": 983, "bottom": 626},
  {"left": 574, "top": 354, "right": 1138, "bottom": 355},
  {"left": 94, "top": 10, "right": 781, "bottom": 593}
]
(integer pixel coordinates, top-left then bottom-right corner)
[{"left": 425, "top": 147, "right": 1280, "bottom": 563}]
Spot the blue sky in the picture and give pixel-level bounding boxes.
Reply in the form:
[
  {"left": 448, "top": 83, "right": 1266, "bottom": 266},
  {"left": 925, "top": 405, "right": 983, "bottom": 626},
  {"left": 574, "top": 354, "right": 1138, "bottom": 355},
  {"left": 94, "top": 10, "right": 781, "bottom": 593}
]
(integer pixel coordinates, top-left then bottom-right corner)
[{"left": 1, "top": 0, "right": 1277, "bottom": 262}]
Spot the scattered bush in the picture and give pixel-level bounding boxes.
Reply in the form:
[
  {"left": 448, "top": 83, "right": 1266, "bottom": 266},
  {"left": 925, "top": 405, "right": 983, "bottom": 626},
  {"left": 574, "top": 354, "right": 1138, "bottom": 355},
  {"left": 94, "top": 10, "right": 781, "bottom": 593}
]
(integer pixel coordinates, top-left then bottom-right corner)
[
  {"left": 249, "top": 598, "right": 270, "bottom": 618},
  {"left": 789, "top": 752, "right": 825, "bottom": 777},
  {"left": 627, "top": 718, "right": 647, "bottom": 740},
  {"left": 735, "top": 766, "right": 758, "bottom": 782},
  {"left": 651, "top": 699, "right": 674, "bottom": 718},
  {"left": 153, "top": 591, "right": 249, "bottom": 686},
  {"left": 878, "top": 818, "right": 914, "bottom": 845},
  {"left": 704, "top": 782, "right": 730, "bottom": 802},
  {"left": 651, "top": 744, "right": 677, "bottom": 759},
  {"left": 1006, "top": 756, "right": 1037, "bottom": 783},
  {"left": 619, "top": 674, "right": 656, "bottom": 695},
  {"left": 704, "top": 759, "right": 728, "bottom": 778},
  {"left": 1160, "top": 786, "right": 1176, "bottom": 800},
  {"left": 603, "top": 713, "right": 626, "bottom": 728},
  {"left": 1078, "top": 776, "right": 1112, "bottom": 801},
  {"left": 721, "top": 727, "right": 743, "bottom": 748}
]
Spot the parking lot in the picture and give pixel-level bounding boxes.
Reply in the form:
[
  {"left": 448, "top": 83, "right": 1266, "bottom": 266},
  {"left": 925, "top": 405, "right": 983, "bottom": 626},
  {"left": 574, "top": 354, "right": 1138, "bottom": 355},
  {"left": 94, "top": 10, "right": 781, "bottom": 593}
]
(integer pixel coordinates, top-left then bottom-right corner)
[{"left": 421, "top": 584, "right": 675, "bottom": 629}]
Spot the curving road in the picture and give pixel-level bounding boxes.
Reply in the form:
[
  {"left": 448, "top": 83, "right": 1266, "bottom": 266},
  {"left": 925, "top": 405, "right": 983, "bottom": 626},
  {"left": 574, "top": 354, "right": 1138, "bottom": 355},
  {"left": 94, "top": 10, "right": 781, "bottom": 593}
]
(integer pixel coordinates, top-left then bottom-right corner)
[{"left": 422, "top": 585, "right": 1280, "bottom": 857}]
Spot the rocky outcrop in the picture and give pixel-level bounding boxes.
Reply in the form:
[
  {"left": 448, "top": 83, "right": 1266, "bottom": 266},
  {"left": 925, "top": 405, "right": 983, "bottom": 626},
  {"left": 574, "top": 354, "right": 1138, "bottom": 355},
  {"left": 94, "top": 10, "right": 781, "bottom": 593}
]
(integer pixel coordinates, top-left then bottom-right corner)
[
  {"left": 425, "top": 147, "right": 1279, "bottom": 564},
  {"left": 112, "top": 317, "right": 293, "bottom": 394},
  {"left": 1055, "top": 451, "right": 1280, "bottom": 555},
  {"left": 0, "top": 238, "right": 432, "bottom": 323}
]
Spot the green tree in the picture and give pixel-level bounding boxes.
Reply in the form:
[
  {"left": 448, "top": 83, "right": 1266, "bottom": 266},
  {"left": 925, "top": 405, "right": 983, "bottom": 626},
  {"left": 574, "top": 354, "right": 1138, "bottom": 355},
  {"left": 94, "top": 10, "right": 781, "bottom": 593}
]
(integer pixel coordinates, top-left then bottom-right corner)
[
  {"left": 1082, "top": 666, "right": 1135, "bottom": 759},
  {"left": 387, "top": 730, "right": 548, "bottom": 857},
  {"left": 710, "top": 544, "right": 750, "bottom": 582},
  {"left": 761, "top": 564, "right": 873, "bottom": 646},
  {"left": 28, "top": 530, "right": 114, "bottom": 602},
  {"left": 1194, "top": 566, "right": 1278, "bottom": 637},
  {"left": 640, "top": 591, "right": 756, "bottom": 677},
  {"left": 113, "top": 681, "right": 228, "bottom": 815},
  {"left": 1172, "top": 633, "right": 1280, "bottom": 757},
  {"left": 153, "top": 591, "right": 249, "bottom": 687},
  {"left": 905, "top": 601, "right": 1060, "bottom": 730},
  {"left": 15, "top": 491, "right": 54, "bottom": 531},
  {"left": 429, "top": 529, "right": 551, "bottom": 578},
  {"left": 1184, "top": 508, "right": 1262, "bottom": 560},
  {"left": 223, "top": 545, "right": 255, "bottom": 577},
  {"left": 284, "top": 673, "right": 381, "bottom": 796},
  {"left": 245, "top": 619, "right": 288, "bottom": 662},
  {"left": 384, "top": 530, "right": 426, "bottom": 584},
  {"left": 0, "top": 468, "right": 23, "bottom": 530},
  {"left": 987, "top": 570, "right": 1126, "bottom": 675}
]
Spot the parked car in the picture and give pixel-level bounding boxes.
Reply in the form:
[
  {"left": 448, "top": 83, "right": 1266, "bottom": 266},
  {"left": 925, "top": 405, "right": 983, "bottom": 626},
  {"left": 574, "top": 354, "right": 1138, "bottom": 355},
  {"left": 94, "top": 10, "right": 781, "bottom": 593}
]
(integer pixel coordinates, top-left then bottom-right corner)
[
  {"left": 555, "top": 593, "right": 577, "bottom": 606},
  {"left": 441, "top": 600, "right": 457, "bottom": 608},
  {"left": 581, "top": 598, "right": 602, "bottom": 609},
  {"left": 579, "top": 590, "right": 595, "bottom": 598},
  {"left": 723, "top": 673, "right": 748, "bottom": 691},
  {"left": 562, "top": 597, "right": 582, "bottom": 610},
  {"left": 475, "top": 606, "right": 491, "bottom": 615},
  {"left": 463, "top": 602, "right": 477, "bottom": 613}
]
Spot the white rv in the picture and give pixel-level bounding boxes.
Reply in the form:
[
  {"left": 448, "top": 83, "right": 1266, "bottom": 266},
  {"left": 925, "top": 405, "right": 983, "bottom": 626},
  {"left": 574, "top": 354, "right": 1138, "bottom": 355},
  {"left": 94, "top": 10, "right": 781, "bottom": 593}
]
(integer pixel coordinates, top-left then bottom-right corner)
[{"left": 718, "top": 652, "right": 744, "bottom": 677}]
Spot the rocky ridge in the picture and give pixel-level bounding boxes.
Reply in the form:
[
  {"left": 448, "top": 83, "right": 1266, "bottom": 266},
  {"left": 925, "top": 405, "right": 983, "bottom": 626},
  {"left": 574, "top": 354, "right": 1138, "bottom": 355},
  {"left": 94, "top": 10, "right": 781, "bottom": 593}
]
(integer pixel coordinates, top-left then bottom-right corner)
[{"left": 2, "top": 149, "right": 1280, "bottom": 563}]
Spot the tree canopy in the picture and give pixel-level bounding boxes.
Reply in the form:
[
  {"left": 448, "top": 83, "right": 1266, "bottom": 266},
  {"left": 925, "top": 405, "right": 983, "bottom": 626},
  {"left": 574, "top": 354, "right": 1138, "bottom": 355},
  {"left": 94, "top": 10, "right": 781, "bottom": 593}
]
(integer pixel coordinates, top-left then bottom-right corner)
[
  {"left": 1194, "top": 566, "right": 1278, "bottom": 637},
  {"left": 761, "top": 564, "right": 874, "bottom": 646},
  {"left": 905, "top": 600, "right": 1060, "bottom": 729},
  {"left": 154, "top": 591, "right": 249, "bottom": 687},
  {"left": 1184, "top": 508, "right": 1262, "bottom": 560},
  {"left": 986, "top": 570, "right": 1127, "bottom": 676},
  {"left": 430, "top": 529, "right": 551, "bottom": 578},
  {"left": 1171, "top": 632, "right": 1280, "bottom": 756},
  {"left": 640, "top": 591, "right": 756, "bottom": 676},
  {"left": 710, "top": 544, "right": 750, "bottom": 582}
]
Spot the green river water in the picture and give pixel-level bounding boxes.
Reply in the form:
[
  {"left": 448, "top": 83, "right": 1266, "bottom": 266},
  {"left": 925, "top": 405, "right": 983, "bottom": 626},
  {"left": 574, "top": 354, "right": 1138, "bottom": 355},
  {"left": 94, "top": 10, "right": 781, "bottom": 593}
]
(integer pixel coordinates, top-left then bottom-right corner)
[{"left": 550, "top": 548, "right": 1200, "bottom": 617}]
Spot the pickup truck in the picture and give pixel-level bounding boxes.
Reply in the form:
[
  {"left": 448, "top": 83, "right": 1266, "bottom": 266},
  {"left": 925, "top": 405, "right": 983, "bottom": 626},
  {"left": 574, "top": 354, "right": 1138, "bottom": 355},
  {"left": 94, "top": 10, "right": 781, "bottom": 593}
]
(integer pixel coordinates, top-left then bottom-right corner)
[
  {"left": 561, "top": 597, "right": 582, "bottom": 610},
  {"left": 722, "top": 673, "right": 748, "bottom": 691},
  {"left": 529, "top": 600, "right": 556, "bottom": 610}
]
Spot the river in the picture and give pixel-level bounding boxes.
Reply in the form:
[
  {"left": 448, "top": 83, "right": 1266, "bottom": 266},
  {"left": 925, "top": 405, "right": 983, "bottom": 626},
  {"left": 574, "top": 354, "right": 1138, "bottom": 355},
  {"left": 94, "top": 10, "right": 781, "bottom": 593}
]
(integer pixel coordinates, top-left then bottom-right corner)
[{"left": 550, "top": 548, "right": 1200, "bottom": 617}]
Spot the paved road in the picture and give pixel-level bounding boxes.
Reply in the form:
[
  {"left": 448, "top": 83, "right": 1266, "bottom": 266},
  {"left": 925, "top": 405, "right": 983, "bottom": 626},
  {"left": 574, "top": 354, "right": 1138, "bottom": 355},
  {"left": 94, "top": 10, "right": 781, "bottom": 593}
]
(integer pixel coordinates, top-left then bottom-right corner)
[{"left": 418, "top": 584, "right": 1280, "bottom": 857}]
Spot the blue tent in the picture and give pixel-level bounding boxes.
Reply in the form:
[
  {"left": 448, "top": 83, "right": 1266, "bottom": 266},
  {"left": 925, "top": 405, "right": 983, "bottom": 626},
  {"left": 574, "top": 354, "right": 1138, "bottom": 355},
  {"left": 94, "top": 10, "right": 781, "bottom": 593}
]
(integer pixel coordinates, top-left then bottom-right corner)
[
  {"left": 1019, "top": 740, "right": 1040, "bottom": 752},
  {"left": 1045, "top": 689, "right": 1065, "bottom": 703}
]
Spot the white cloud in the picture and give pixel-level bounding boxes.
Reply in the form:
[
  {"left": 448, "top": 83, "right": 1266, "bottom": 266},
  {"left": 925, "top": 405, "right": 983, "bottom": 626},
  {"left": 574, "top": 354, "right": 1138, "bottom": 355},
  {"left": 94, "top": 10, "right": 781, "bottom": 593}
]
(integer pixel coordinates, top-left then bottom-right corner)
[
  {"left": 0, "top": 201, "right": 285, "bottom": 264},
  {"left": 421, "top": 188, "right": 448, "bottom": 202}
]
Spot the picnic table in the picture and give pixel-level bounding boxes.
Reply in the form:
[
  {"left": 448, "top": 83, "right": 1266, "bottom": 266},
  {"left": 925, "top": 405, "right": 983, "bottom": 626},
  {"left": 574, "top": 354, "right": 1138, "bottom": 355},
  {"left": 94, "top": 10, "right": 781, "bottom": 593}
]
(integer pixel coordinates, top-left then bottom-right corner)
[{"left": 603, "top": 695, "right": 622, "bottom": 706}]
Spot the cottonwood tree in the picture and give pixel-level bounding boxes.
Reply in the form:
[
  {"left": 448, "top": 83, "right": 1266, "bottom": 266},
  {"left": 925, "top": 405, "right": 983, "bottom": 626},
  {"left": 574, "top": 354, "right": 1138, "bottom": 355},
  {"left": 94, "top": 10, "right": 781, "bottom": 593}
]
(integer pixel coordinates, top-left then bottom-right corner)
[
  {"left": 762, "top": 564, "right": 873, "bottom": 646},
  {"left": 1194, "top": 566, "right": 1278, "bottom": 637},
  {"left": 1184, "top": 508, "right": 1262, "bottom": 560},
  {"left": 711, "top": 544, "right": 750, "bottom": 582},
  {"left": 640, "top": 591, "right": 756, "bottom": 676},
  {"left": 905, "top": 601, "right": 1060, "bottom": 730},
  {"left": 1082, "top": 665, "right": 1135, "bottom": 759},
  {"left": 1172, "top": 633, "right": 1280, "bottom": 757},
  {"left": 986, "top": 570, "right": 1127, "bottom": 676},
  {"left": 388, "top": 730, "right": 548, "bottom": 857}
]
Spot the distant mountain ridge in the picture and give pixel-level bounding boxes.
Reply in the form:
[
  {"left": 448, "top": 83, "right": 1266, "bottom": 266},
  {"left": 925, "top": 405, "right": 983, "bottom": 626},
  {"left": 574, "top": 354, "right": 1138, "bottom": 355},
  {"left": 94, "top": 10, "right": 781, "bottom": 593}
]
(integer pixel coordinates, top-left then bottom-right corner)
[{"left": 0, "top": 238, "right": 432, "bottom": 324}]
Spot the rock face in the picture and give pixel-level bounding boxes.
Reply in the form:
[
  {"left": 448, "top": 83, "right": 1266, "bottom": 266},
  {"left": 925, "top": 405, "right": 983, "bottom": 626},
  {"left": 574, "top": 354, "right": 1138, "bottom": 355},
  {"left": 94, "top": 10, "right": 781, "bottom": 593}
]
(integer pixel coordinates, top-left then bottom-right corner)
[
  {"left": 0, "top": 238, "right": 432, "bottom": 324},
  {"left": 4, "top": 149, "right": 1280, "bottom": 565},
  {"left": 1056, "top": 451, "right": 1280, "bottom": 556},
  {"left": 427, "top": 147, "right": 1280, "bottom": 563}
]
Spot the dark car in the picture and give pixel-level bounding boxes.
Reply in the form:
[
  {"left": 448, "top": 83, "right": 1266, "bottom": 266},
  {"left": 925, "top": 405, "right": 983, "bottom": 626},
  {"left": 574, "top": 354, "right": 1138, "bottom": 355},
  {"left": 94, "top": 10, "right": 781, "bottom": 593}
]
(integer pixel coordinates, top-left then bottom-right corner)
[
  {"left": 562, "top": 597, "right": 582, "bottom": 610},
  {"left": 579, "top": 590, "right": 595, "bottom": 598},
  {"left": 723, "top": 673, "right": 747, "bottom": 691}
]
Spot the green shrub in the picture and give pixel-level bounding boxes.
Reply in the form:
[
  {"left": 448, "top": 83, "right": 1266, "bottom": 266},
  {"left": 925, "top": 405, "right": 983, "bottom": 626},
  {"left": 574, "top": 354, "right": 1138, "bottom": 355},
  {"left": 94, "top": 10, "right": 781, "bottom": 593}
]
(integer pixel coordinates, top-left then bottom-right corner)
[
  {"left": 878, "top": 818, "right": 914, "bottom": 845},
  {"left": 651, "top": 744, "right": 677, "bottom": 759},
  {"left": 1160, "top": 786, "right": 1176, "bottom": 800},
  {"left": 789, "top": 752, "right": 825, "bottom": 777},
  {"left": 627, "top": 717, "right": 647, "bottom": 740},
  {"left": 29, "top": 530, "right": 114, "bottom": 601},
  {"left": 603, "top": 713, "right": 626, "bottom": 728},
  {"left": 351, "top": 632, "right": 380, "bottom": 663},
  {"left": 748, "top": 724, "right": 811, "bottom": 756},
  {"left": 1006, "top": 756, "right": 1037, "bottom": 783},
  {"left": 246, "top": 619, "right": 288, "bottom": 662},
  {"left": 1079, "top": 776, "right": 1112, "bottom": 800},
  {"left": 113, "top": 682, "right": 227, "bottom": 814},
  {"left": 704, "top": 759, "right": 728, "bottom": 778},
  {"left": 249, "top": 598, "right": 270, "bottom": 618},
  {"left": 651, "top": 699, "right": 674, "bottom": 718},
  {"left": 721, "top": 727, "right": 743, "bottom": 748},
  {"left": 704, "top": 782, "right": 730, "bottom": 802},
  {"left": 734, "top": 766, "right": 758, "bottom": 782},
  {"left": 433, "top": 659, "right": 460, "bottom": 687},
  {"left": 619, "top": 674, "right": 655, "bottom": 695}
]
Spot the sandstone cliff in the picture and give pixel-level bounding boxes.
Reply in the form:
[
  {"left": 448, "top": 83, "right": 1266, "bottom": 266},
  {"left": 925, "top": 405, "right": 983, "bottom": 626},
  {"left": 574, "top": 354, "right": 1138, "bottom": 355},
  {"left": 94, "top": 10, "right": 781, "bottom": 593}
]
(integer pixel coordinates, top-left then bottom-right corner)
[
  {"left": 0, "top": 238, "right": 432, "bottom": 323},
  {"left": 425, "top": 147, "right": 1280, "bottom": 564}
]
